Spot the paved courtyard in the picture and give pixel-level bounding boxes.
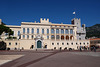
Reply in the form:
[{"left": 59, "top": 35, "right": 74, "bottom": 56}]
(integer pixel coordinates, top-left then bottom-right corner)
[{"left": 0, "top": 50, "right": 100, "bottom": 67}]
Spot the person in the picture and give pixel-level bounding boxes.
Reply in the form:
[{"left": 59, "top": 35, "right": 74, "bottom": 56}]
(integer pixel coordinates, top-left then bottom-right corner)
[
  {"left": 36, "top": 49, "right": 37, "bottom": 51},
  {"left": 94, "top": 46, "right": 96, "bottom": 52},
  {"left": 80, "top": 46, "right": 82, "bottom": 51}
]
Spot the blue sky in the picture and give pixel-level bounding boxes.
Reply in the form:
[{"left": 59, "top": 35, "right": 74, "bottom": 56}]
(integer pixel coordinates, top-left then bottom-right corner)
[{"left": 0, "top": 0, "right": 100, "bottom": 27}]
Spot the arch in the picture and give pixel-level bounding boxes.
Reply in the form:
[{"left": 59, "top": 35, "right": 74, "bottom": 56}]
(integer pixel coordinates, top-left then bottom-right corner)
[
  {"left": 70, "top": 35, "right": 73, "bottom": 40},
  {"left": 44, "top": 45, "right": 47, "bottom": 48},
  {"left": 37, "top": 40, "right": 42, "bottom": 48},
  {"left": 30, "top": 45, "right": 34, "bottom": 49},
  {"left": 51, "top": 35, "right": 55, "bottom": 39},
  {"left": 61, "top": 35, "right": 64, "bottom": 40},
  {"left": 56, "top": 35, "right": 60, "bottom": 39},
  {"left": 66, "top": 35, "right": 69, "bottom": 40}
]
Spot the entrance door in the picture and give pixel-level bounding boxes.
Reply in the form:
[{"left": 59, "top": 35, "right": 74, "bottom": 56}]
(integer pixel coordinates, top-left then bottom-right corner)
[{"left": 37, "top": 40, "right": 42, "bottom": 48}]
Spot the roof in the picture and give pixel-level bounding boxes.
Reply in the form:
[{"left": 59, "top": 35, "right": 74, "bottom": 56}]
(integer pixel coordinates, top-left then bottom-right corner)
[
  {"left": 89, "top": 38, "right": 100, "bottom": 41},
  {"left": 6, "top": 25, "right": 21, "bottom": 28}
]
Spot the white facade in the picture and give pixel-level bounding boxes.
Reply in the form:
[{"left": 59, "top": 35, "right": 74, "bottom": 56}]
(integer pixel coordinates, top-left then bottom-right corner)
[
  {"left": 1, "top": 18, "right": 90, "bottom": 50},
  {"left": 71, "top": 18, "right": 86, "bottom": 40}
]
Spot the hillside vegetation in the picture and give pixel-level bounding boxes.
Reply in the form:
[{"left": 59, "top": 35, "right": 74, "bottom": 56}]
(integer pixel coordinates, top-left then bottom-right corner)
[{"left": 86, "top": 24, "right": 100, "bottom": 38}]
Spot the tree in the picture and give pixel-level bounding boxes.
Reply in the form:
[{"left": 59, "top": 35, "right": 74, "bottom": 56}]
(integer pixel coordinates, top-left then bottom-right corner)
[
  {"left": 0, "top": 22, "right": 13, "bottom": 36},
  {"left": 0, "top": 41, "right": 6, "bottom": 50}
]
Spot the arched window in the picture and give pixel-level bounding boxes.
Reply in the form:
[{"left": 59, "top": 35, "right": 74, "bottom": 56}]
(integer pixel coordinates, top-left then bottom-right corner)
[
  {"left": 61, "top": 35, "right": 64, "bottom": 40},
  {"left": 51, "top": 35, "right": 55, "bottom": 39},
  {"left": 56, "top": 35, "right": 60, "bottom": 39},
  {"left": 66, "top": 35, "right": 69, "bottom": 40},
  {"left": 70, "top": 36, "right": 73, "bottom": 40}
]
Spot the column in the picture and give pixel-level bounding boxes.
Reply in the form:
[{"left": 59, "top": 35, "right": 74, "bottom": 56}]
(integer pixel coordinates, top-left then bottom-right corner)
[
  {"left": 64, "top": 29, "right": 66, "bottom": 40},
  {"left": 69, "top": 29, "right": 70, "bottom": 40},
  {"left": 55, "top": 28, "right": 56, "bottom": 40},
  {"left": 59, "top": 29, "right": 61, "bottom": 41}
]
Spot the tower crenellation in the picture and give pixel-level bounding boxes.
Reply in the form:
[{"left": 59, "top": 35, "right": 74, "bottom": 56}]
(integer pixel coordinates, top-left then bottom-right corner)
[{"left": 40, "top": 18, "right": 49, "bottom": 23}]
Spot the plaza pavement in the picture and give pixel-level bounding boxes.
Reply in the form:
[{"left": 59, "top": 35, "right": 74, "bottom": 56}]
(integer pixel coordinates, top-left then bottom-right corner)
[{"left": 0, "top": 50, "right": 100, "bottom": 67}]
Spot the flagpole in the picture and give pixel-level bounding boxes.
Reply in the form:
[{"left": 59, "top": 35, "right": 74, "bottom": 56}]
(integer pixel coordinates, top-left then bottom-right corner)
[
  {"left": 74, "top": 9, "right": 76, "bottom": 19},
  {"left": 73, "top": 11, "right": 76, "bottom": 19}
]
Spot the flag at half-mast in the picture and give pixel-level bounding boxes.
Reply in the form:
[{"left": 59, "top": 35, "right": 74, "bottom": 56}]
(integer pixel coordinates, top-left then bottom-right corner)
[{"left": 73, "top": 11, "right": 75, "bottom": 14}]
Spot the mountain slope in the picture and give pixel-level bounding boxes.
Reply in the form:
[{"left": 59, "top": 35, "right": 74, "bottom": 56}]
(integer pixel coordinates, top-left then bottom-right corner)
[{"left": 86, "top": 24, "right": 100, "bottom": 38}]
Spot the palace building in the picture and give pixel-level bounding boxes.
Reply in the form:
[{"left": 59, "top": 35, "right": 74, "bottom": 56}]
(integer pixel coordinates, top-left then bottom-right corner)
[{"left": 0, "top": 18, "right": 90, "bottom": 50}]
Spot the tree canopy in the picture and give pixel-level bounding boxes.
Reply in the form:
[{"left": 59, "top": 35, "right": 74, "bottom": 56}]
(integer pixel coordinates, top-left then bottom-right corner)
[{"left": 0, "top": 22, "right": 13, "bottom": 36}]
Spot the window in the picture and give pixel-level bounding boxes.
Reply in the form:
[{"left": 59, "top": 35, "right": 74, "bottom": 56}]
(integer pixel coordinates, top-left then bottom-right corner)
[
  {"left": 57, "top": 43, "right": 59, "bottom": 45},
  {"left": 47, "top": 29, "right": 49, "bottom": 34},
  {"left": 65, "top": 29, "right": 69, "bottom": 34},
  {"left": 79, "top": 33, "right": 81, "bottom": 36},
  {"left": 71, "top": 43, "right": 73, "bottom": 45},
  {"left": 62, "top": 43, "right": 64, "bottom": 45},
  {"left": 67, "top": 43, "right": 69, "bottom": 45},
  {"left": 61, "top": 29, "right": 64, "bottom": 34},
  {"left": 23, "top": 35, "right": 25, "bottom": 39},
  {"left": 51, "top": 35, "right": 55, "bottom": 39},
  {"left": 98, "top": 41, "right": 100, "bottom": 43},
  {"left": 61, "top": 35, "right": 64, "bottom": 40},
  {"left": 66, "top": 35, "right": 69, "bottom": 40},
  {"left": 52, "top": 43, "right": 54, "bottom": 45},
  {"left": 9, "top": 42, "right": 11, "bottom": 45},
  {"left": 18, "top": 31, "right": 20, "bottom": 36},
  {"left": 87, "top": 42, "right": 89, "bottom": 44},
  {"left": 76, "top": 43, "right": 78, "bottom": 45},
  {"left": 56, "top": 29, "right": 59, "bottom": 34},
  {"left": 51, "top": 29, "right": 54, "bottom": 34},
  {"left": 42, "top": 29, "right": 44, "bottom": 34},
  {"left": 56, "top": 35, "right": 59, "bottom": 39},
  {"left": 83, "top": 43, "right": 85, "bottom": 45},
  {"left": 27, "top": 35, "right": 29, "bottom": 39},
  {"left": 70, "top": 36, "right": 73, "bottom": 40},
  {"left": 32, "top": 35, "right": 33, "bottom": 39},
  {"left": 80, "top": 43, "right": 81, "bottom": 45},
  {"left": 37, "top": 29, "right": 39, "bottom": 34},
  {"left": 13, "top": 31, "right": 15, "bottom": 36},
  {"left": 27, "top": 28, "right": 29, "bottom": 34},
  {"left": 79, "top": 38, "right": 81, "bottom": 40},
  {"left": 70, "top": 29, "right": 73, "bottom": 34},
  {"left": 68, "top": 26, "right": 70, "bottom": 28},
  {"left": 15, "top": 43, "right": 17, "bottom": 45},
  {"left": 23, "top": 28, "right": 25, "bottom": 34},
  {"left": 55, "top": 26, "right": 57, "bottom": 27},
  {"left": 47, "top": 36, "right": 49, "bottom": 39},
  {"left": 32, "top": 28, "right": 34, "bottom": 34}
]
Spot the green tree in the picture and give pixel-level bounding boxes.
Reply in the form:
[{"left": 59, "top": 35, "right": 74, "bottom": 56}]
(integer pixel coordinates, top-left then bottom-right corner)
[{"left": 0, "top": 22, "right": 13, "bottom": 36}]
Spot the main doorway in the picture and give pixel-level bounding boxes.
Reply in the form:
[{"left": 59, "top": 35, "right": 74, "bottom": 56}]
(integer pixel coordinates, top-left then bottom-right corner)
[{"left": 37, "top": 40, "right": 42, "bottom": 48}]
